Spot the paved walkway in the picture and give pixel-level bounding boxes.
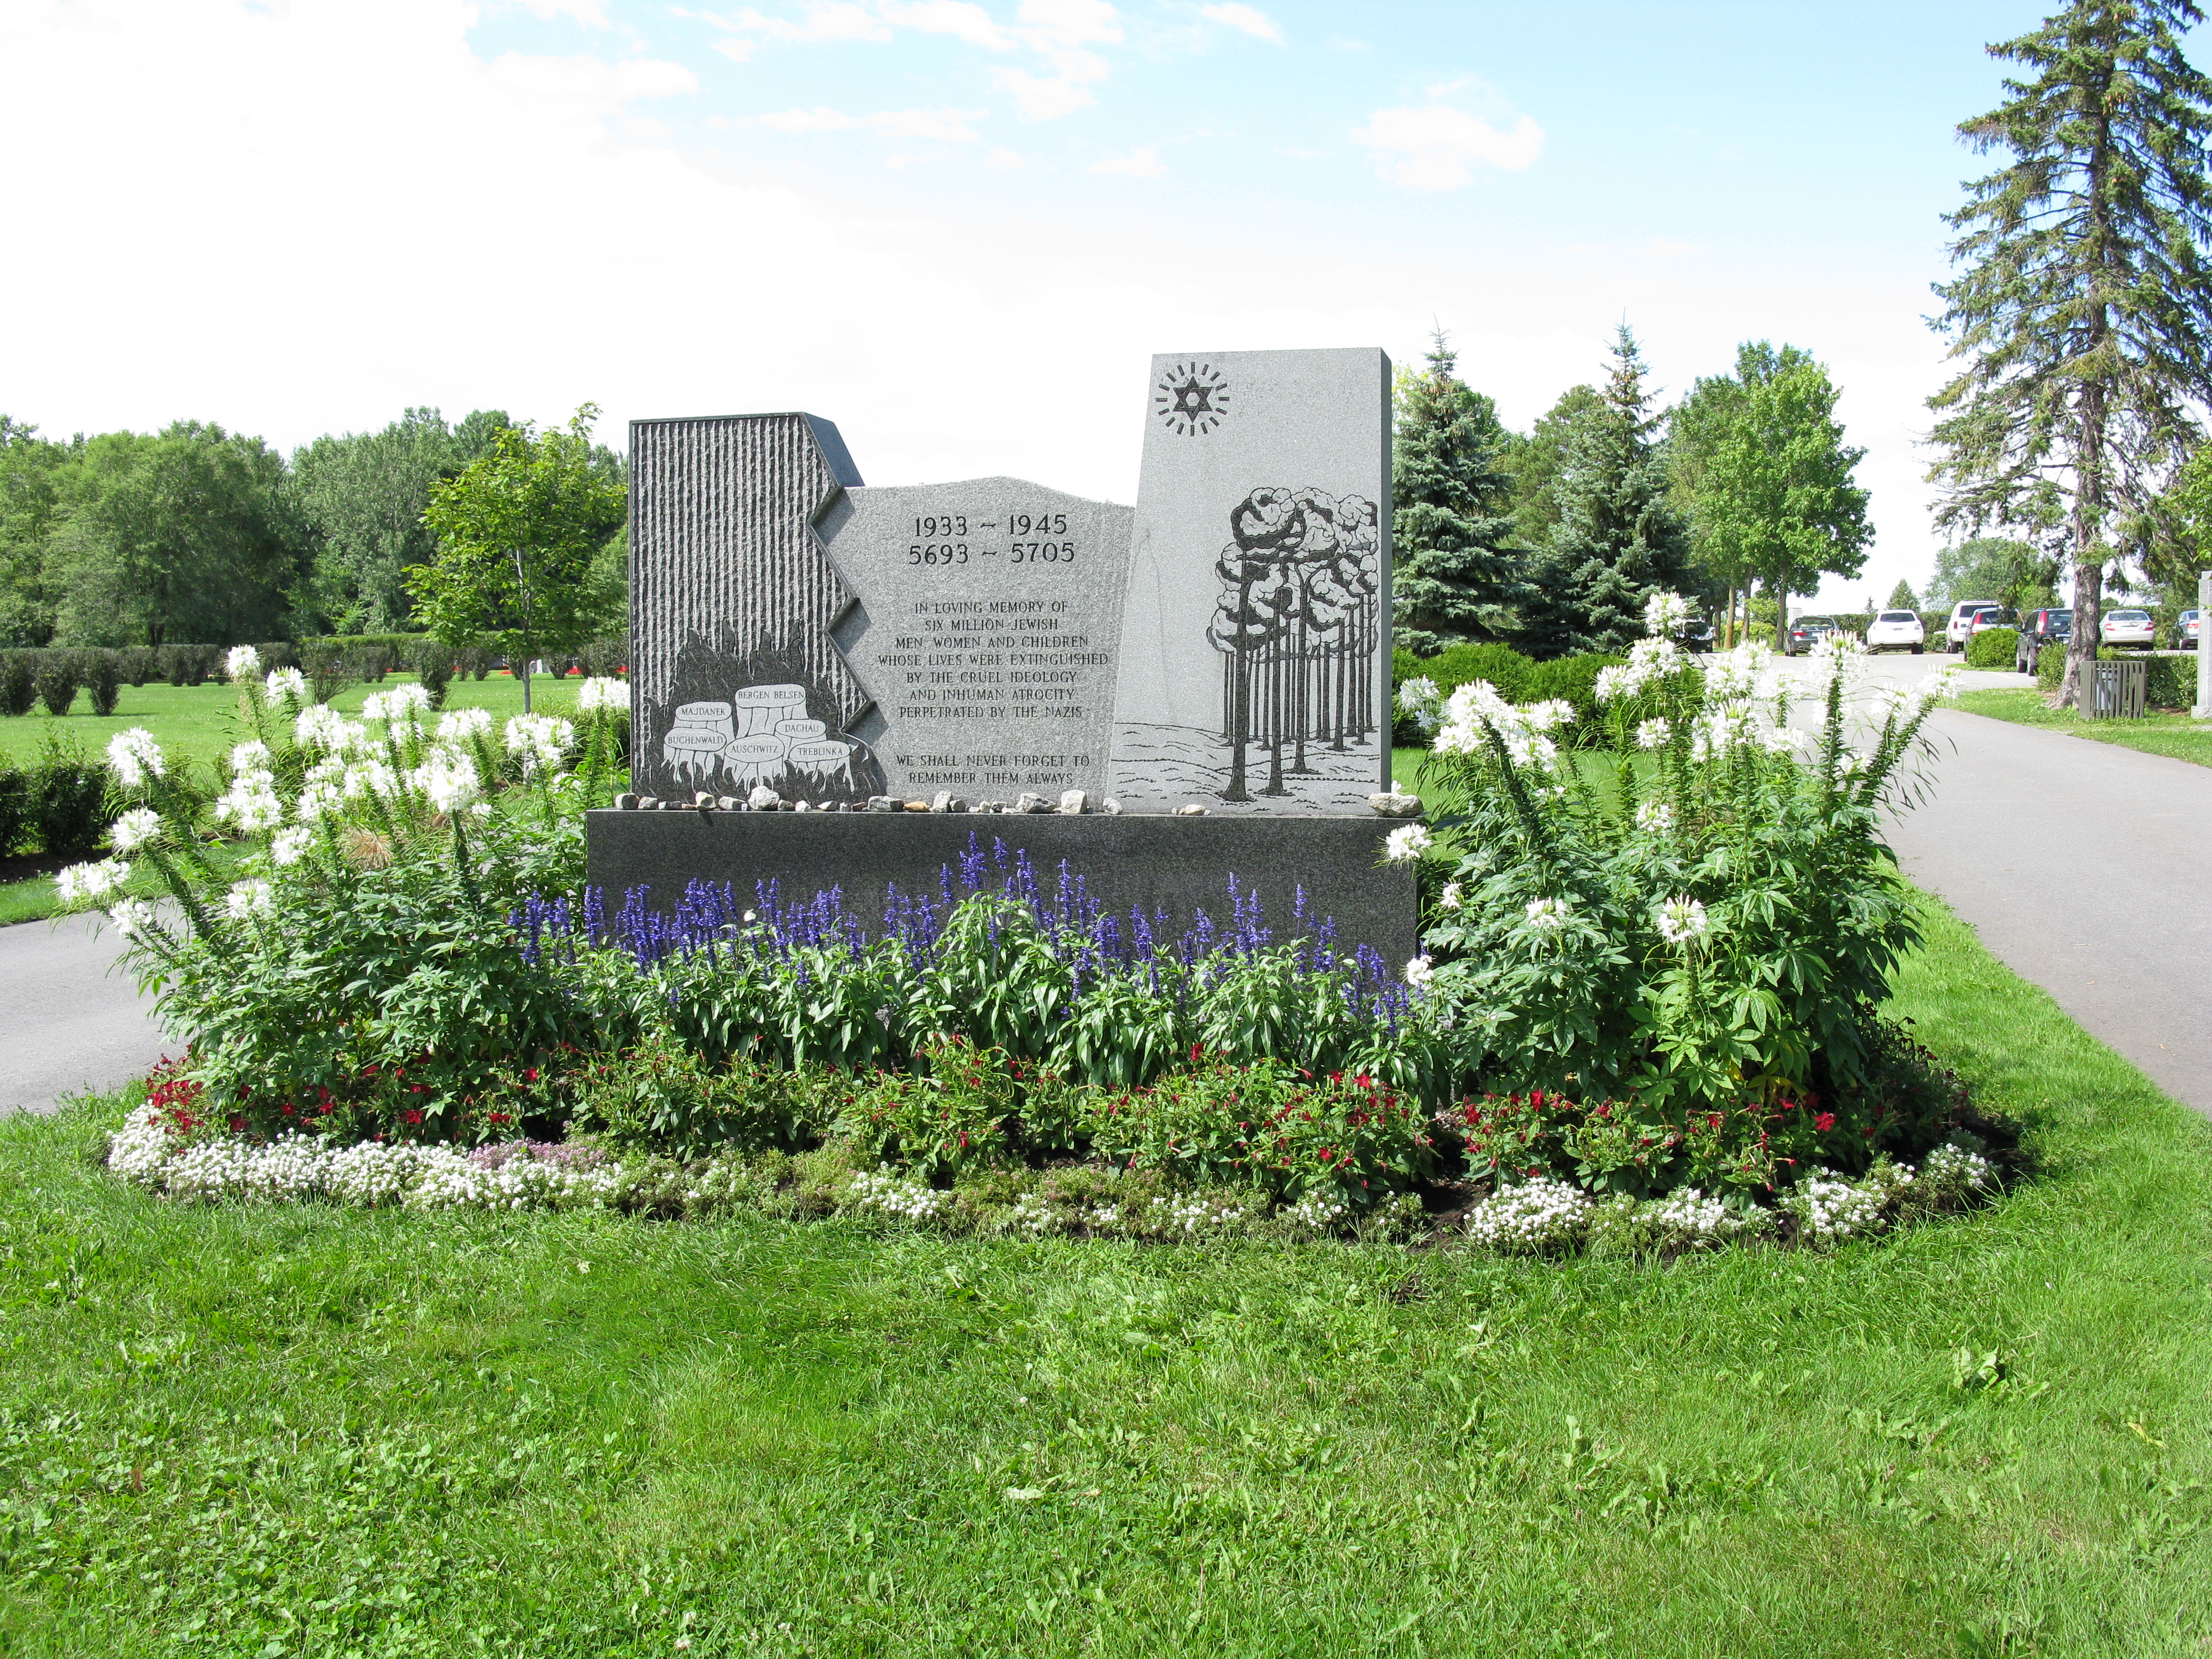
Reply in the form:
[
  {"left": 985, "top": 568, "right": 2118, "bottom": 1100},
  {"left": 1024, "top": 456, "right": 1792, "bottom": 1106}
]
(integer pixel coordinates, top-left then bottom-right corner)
[
  {"left": 1783, "top": 653, "right": 2212, "bottom": 1115},
  {"left": 0, "top": 914, "right": 171, "bottom": 1114}
]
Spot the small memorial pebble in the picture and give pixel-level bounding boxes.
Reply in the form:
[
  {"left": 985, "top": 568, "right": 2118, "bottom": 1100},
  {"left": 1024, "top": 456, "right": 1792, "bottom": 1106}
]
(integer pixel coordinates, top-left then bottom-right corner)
[
  {"left": 1058, "top": 789, "right": 1088, "bottom": 815},
  {"left": 615, "top": 792, "right": 639, "bottom": 811},
  {"left": 747, "top": 786, "right": 781, "bottom": 811},
  {"left": 1175, "top": 803, "right": 1208, "bottom": 816},
  {"left": 1101, "top": 797, "right": 1121, "bottom": 815},
  {"left": 904, "top": 800, "right": 930, "bottom": 812},
  {"left": 931, "top": 791, "right": 969, "bottom": 814},
  {"left": 1015, "top": 792, "right": 1051, "bottom": 813},
  {"left": 868, "top": 796, "right": 897, "bottom": 812},
  {"left": 1368, "top": 793, "right": 1423, "bottom": 818},
  {"left": 718, "top": 796, "right": 739, "bottom": 811},
  {"left": 638, "top": 796, "right": 661, "bottom": 810}
]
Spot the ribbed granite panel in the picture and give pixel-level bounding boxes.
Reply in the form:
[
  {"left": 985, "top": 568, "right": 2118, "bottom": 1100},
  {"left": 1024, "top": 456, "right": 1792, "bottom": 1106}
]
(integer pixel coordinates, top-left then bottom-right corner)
[{"left": 628, "top": 414, "right": 868, "bottom": 800}]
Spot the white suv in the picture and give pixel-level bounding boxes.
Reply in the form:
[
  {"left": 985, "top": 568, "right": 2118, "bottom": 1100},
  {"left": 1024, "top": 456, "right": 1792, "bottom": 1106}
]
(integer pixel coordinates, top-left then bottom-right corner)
[
  {"left": 1865, "top": 611, "right": 1925, "bottom": 653},
  {"left": 1946, "top": 601, "right": 1998, "bottom": 653}
]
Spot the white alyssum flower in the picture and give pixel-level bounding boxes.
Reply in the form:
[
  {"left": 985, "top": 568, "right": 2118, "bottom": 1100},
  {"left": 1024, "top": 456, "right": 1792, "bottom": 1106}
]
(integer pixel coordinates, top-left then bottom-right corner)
[
  {"left": 577, "top": 675, "right": 630, "bottom": 715},
  {"left": 1656, "top": 895, "right": 1709, "bottom": 946},
  {"left": 1280, "top": 1190, "right": 1352, "bottom": 1237},
  {"left": 109, "top": 807, "right": 163, "bottom": 853},
  {"left": 1919, "top": 1141, "right": 1997, "bottom": 1198},
  {"left": 437, "top": 706, "right": 494, "bottom": 741},
  {"left": 1464, "top": 1177, "right": 1592, "bottom": 1254},
  {"left": 228, "top": 739, "right": 272, "bottom": 775},
  {"left": 843, "top": 1171, "right": 948, "bottom": 1223},
  {"left": 1642, "top": 589, "right": 1693, "bottom": 637},
  {"left": 504, "top": 713, "right": 575, "bottom": 773},
  {"left": 107, "top": 899, "right": 156, "bottom": 941},
  {"left": 1634, "top": 799, "right": 1674, "bottom": 833},
  {"left": 55, "top": 858, "right": 130, "bottom": 907},
  {"left": 1396, "top": 675, "right": 1444, "bottom": 733},
  {"left": 264, "top": 666, "right": 308, "bottom": 705},
  {"left": 269, "top": 826, "right": 314, "bottom": 867},
  {"left": 1635, "top": 717, "right": 1672, "bottom": 750},
  {"left": 223, "top": 879, "right": 274, "bottom": 921},
  {"left": 225, "top": 644, "right": 262, "bottom": 681},
  {"left": 1524, "top": 896, "right": 1568, "bottom": 931},
  {"left": 1639, "top": 1187, "right": 1765, "bottom": 1244},
  {"left": 1784, "top": 1173, "right": 1891, "bottom": 1244},
  {"left": 1404, "top": 954, "right": 1434, "bottom": 988},
  {"left": 1437, "top": 881, "right": 1463, "bottom": 911},
  {"left": 1382, "top": 823, "right": 1433, "bottom": 863},
  {"left": 105, "top": 728, "right": 166, "bottom": 788}
]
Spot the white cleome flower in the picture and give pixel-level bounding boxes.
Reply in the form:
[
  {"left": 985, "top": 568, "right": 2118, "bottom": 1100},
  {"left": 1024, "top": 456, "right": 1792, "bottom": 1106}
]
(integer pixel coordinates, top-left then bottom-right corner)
[
  {"left": 1383, "top": 823, "right": 1433, "bottom": 864},
  {"left": 109, "top": 807, "right": 163, "bottom": 853},
  {"left": 223, "top": 879, "right": 274, "bottom": 920},
  {"left": 576, "top": 675, "right": 630, "bottom": 716},
  {"left": 1404, "top": 954, "right": 1435, "bottom": 988},
  {"left": 1635, "top": 717, "right": 1672, "bottom": 750},
  {"left": 107, "top": 898, "right": 156, "bottom": 940},
  {"left": 295, "top": 779, "right": 343, "bottom": 822},
  {"left": 105, "top": 727, "right": 166, "bottom": 788},
  {"left": 410, "top": 747, "right": 482, "bottom": 813},
  {"left": 504, "top": 713, "right": 575, "bottom": 773},
  {"left": 264, "top": 666, "right": 307, "bottom": 705},
  {"left": 228, "top": 739, "right": 272, "bottom": 775},
  {"left": 269, "top": 826, "right": 314, "bottom": 867},
  {"left": 1656, "top": 895, "right": 1709, "bottom": 946},
  {"left": 1920, "top": 665, "right": 1964, "bottom": 707},
  {"left": 343, "top": 758, "right": 404, "bottom": 801},
  {"left": 295, "top": 704, "right": 364, "bottom": 753},
  {"left": 56, "top": 859, "right": 130, "bottom": 908},
  {"left": 1396, "top": 675, "right": 1443, "bottom": 734},
  {"left": 225, "top": 645, "right": 263, "bottom": 681},
  {"left": 215, "top": 770, "right": 284, "bottom": 832},
  {"left": 1438, "top": 881, "right": 1463, "bottom": 911},
  {"left": 1524, "top": 896, "right": 1568, "bottom": 931},
  {"left": 437, "top": 706, "right": 495, "bottom": 741},
  {"left": 1634, "top": 799, "right": 1674, "bottom": 833},
  {"left": 1642, "top": 589, "right": 1693, "bottom": 637},
  {"left": 1520, "top": 698, "right": 1577, "bottom": 734}
]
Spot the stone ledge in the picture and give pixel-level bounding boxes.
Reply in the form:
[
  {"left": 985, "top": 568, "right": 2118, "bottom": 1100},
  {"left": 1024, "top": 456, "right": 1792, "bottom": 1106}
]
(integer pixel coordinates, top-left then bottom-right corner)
[{"left": 583, "top": 810, "right": 1420, "bottom": 966}]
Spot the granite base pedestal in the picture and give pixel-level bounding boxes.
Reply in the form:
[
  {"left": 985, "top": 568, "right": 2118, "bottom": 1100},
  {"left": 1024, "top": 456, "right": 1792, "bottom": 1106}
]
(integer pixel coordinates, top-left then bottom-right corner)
[{"left": 584, "top": 811, "right": 1420, "bottom": 967}]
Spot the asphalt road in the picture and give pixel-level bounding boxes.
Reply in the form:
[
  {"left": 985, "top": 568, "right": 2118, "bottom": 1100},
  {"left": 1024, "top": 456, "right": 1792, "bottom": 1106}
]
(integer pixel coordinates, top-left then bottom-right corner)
[
  {"left": 1781, "top": 650, "right": 2212, "bottom": 1117},
  {"left": 0, "top": 912, "right": 171, "bottom": 1114}
]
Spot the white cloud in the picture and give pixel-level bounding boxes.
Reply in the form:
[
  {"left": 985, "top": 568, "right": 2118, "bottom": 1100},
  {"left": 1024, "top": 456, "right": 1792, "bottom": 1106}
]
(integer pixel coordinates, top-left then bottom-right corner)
[
  {"left": 521, "top": 0, "right": 617, "bottom": 25},
  {"left": 691, "top": 1, "right": 890, "bottom": 53},
  {"left": 991, "top": 63, "right": 1098, "bottom": 120},
  {"left": 1353, "top": 106, "right": 1543, "bottom": 190},
  {"left": 484, "top": 51, "right": 700, "bottom": 114},
  {"left": 752, "top": 104, "right": 987, "bottom": 141},
  {"left": 985, "top": 146, "right": 1027, "bottom": 168},
  {"left": 878, "top": 0, "right": 1011, "bottom": 50},
  {"left": 1015, "top": 0, "right": 1121, "bottom": 48},
  {"left": 1091, "top": 146, "right": 1163, "bottom": 177},
  {"left": 1199, "top": 3, "right": 1280, "bottom": 43}
]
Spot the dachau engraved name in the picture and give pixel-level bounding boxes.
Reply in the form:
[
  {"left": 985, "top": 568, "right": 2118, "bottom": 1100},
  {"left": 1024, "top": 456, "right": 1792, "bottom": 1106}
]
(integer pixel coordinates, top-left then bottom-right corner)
[{"left": 816, "top": 478, "right": 1133, "bottom": 801}]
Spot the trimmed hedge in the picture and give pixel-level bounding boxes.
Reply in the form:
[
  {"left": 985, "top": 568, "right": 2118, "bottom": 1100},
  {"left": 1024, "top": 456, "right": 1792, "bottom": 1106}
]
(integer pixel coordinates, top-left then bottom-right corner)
[
  {"left": 1392, "top": 641, "right": 1627, "bottom": 748},
  {"left": 0, "top": 748, "right": 108, "bottom": 856},
  {"left": 2035, "top": 644, "right": 2203, "bottom": 709},
  {"left": 1965, "top": 627, "right": 2017, "bottom": 669}
]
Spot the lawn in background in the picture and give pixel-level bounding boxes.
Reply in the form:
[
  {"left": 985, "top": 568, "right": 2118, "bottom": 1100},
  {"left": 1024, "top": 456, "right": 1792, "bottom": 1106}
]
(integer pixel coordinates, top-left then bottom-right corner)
[
  {"left": 3, "top": 891, "right": 2209, "bottom": 1656},
  {"left": 1957, "top": 686, "right": 2212, "bottom": 768},
  {"left": 0, "top": 672, "right": 603, "bottom": 926}
]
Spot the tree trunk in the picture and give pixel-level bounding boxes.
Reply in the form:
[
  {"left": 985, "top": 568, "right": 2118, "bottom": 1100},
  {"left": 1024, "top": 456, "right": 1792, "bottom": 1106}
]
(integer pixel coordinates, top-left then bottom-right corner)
[{"left": 1773, "top": 566, "right": 1789, "bottom": 653}]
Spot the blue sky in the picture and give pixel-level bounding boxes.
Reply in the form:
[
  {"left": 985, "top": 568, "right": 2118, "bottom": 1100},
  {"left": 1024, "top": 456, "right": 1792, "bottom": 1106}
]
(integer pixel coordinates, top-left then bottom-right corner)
[{"left": 0, "top": 1, "right": 2158, "bottom": 606}]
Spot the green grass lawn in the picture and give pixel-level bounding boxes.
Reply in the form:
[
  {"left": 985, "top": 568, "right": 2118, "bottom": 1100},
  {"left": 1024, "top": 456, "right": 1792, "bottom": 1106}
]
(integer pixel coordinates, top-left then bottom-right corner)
[
  {"left": 1956, "top": 687, "right": 2212, "bottom": 768},
  {"left": 4, "top": 893, "right": 2210, "bottom": 1656},
  {"left": 0, "top": 673, "right": 601, "bottom": 926}
]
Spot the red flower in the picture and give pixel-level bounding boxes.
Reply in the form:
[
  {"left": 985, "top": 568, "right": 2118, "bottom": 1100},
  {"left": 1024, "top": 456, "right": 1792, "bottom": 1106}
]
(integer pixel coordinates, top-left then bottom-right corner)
[
  {"left": 1814, "top": 1111, "right": 1837, "bottom": 1133},
  {"left": 525, "top": 1067, "right": 539, "bottom": 1082},
  {"left": 403, "top": 1109, "right": 423, "bottom": 1125},
  {"left": 281, "top": 1104, "right": 296, "bottom": 1117},
  {"left": 228, "top": 1115, "right": 244, "bottom": 1131}
]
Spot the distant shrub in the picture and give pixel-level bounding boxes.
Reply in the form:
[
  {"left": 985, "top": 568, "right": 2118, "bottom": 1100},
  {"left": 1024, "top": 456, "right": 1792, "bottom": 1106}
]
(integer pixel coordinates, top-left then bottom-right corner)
[
  {"left": 159, "top": 644, "right": 217, "bottom": 687},
  {"left": 32, "top": 737, "right": 105, "bottom": 853},
  {"left": 118, "top": 646, "right": 160, "bottom": 687},
  {"left": 0, "top": 765, "right": 28, "bottom": 855},
  {"left": 81, "top": 649, "right": 122, "bottom": 717},
  {"left": 34, "top": 655, "right": 77, "bottom": 716},
  {"left": 0, "top": 654, "right": 33, "bottom": 717},
  {"left": 1965, "top": 627, "right": 2017, "bottom": 669},
  {"left": 2036, "top": 642, "right": 2065, "bottom": 691},
  {"left": 2142, "top": 653, "right": 2198, "bottom": 709}
]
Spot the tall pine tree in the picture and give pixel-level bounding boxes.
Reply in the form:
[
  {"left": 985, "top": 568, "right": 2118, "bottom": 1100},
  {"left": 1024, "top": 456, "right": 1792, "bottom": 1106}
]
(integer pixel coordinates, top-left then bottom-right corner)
[
  {"left": 1389, "top": 333, "right": 1524, "bottom": 654},
  {"left": 1928, "top": 0, "right": 2212, "bottom": 706},
  {"left": 1521, "top": 327, "right": 1698, "bottom": 657}
]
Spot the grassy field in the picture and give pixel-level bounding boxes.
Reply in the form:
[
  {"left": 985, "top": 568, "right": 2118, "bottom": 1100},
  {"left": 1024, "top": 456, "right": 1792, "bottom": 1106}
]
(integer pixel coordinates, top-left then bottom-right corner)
[
  {"left": 3, "top": 893, "right": 2210, "bottom": 1656},
  {"left": 0, "top": 673, "right": 599, "bottom": 926},
  {"left": 1955, "top": 687, "right": 2212, "bottom": 768}
]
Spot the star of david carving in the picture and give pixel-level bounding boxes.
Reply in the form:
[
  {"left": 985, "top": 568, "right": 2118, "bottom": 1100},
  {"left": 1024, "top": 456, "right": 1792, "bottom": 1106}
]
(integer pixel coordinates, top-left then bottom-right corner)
[{"left": 1154, "top": 361, "right": 1229, "bottom": 437}]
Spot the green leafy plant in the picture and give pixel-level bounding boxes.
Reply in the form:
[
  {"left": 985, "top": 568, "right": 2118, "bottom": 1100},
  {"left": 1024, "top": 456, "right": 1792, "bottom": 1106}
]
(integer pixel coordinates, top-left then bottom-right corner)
[
  {"left": 1965, "top": 626, "right": 2017, "bottom": 668},
  {"left": 33, "top": 655, "right": 76, "bottom": 716}
]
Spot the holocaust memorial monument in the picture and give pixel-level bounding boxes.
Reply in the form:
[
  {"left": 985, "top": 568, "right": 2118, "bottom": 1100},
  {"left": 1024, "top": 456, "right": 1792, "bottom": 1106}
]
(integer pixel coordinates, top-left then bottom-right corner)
[{"left": 586, "top": 347, "right": 1418, "bottom": 962}]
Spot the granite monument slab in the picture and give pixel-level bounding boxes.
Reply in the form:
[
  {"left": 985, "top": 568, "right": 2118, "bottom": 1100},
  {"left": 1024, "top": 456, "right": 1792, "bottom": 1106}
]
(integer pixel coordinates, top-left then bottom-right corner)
[
  {"left": 1107, "top": 348, "right": 1393, "bottom": 814},
  {"left": 815, "top": 478, "right": 1132, "bottom": 804}
]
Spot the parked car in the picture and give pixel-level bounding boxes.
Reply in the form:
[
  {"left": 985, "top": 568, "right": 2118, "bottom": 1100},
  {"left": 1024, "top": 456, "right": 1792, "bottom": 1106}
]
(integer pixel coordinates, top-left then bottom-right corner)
[
  {"left": 2014, "top": 608, "right": 2072, "bottom": 674},
  {"left": 2101, "top": 608, "right": 2157, "bottom": 648},
  {"left": 1968, "top": 605, "right": 2018, "bottom": 639},
  {"left": 1945, "top": 601, "right": 1999, "bottom": 652},
  {"left": 1783, "top": 615, "right": 1840, "bottom": 656},
  {"left": 2176, "top": 609, "right": 2202, "bottom": 650},
  {"left": 1673, "top": 617, "right": 1715, "bottom": 653},
  {"left": 1864, "top": 609, "right": 1926, "bottom": 653}
]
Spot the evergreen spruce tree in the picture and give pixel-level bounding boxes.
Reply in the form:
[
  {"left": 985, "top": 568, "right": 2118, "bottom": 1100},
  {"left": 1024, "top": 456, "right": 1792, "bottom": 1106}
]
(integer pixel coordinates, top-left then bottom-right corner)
[
  {"left": 1521, "top": 327, "right": 1698, "bottom": 656},
  {"left": 1887, "top": 578, "right": 1919, "bottom": 610},
  {"left": 1389, "top": 333, "right": 1524, "bottom": 654},
  {"left": 1928, "top": 0, "right": 2212, "bottom": 707}
]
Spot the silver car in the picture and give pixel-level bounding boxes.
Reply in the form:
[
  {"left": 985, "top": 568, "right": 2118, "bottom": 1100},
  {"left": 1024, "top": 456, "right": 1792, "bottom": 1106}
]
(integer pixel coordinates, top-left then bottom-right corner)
[{"left": 2101, "top": 608, "right": 2157, "bottom": 648}]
